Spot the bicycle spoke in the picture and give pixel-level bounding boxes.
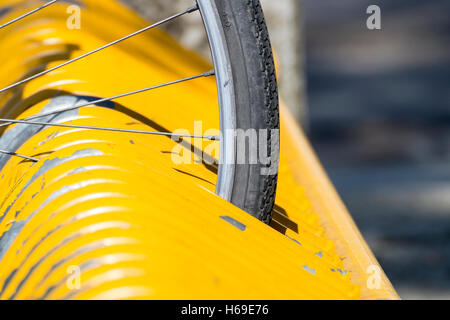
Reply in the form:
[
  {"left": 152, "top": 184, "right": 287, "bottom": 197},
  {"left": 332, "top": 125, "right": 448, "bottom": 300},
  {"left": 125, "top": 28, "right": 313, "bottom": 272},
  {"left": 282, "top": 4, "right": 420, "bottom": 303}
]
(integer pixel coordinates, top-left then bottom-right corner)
[
  {"left": 0, "top": 118, "right": 220, "bottom": 140},
  {"left": 0, "top": 4, "right": 199, "bottom": 95},
  {"left": 0, "top": 149, "right": 39, "bottom": 162},
  {"left": 0, "top": 70, "right": 215, "bottom": 129},
  {"left": 0, "top": 0, "right": 58, "bottom": 30}
]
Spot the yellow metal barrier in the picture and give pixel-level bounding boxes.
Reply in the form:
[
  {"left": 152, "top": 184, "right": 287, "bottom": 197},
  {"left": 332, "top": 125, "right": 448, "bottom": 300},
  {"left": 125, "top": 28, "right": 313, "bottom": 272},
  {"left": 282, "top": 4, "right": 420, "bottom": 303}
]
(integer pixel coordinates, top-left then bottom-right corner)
[{"left": 0, "top": 0, "right": 398, "bottom": 299}]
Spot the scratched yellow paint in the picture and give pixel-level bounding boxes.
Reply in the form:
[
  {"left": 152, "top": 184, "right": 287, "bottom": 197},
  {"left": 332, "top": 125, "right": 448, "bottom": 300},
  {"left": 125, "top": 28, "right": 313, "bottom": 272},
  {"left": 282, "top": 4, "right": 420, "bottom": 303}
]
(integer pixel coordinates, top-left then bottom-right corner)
[{"left": 0, "top": 0, "right": 397, "bottom": 299}]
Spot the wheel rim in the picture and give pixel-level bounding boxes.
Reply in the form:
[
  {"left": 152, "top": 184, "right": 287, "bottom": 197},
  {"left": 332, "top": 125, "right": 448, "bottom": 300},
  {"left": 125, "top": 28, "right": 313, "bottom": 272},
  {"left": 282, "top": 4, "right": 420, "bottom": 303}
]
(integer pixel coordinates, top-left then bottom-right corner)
[{"left": 198, "top": 0, "right": 237, "bottom": 202}]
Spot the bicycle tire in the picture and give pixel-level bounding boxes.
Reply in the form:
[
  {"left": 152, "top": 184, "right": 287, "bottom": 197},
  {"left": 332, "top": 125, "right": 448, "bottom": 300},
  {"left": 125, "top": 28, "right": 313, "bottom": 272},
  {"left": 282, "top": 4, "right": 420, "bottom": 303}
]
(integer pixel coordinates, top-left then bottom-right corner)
[{"left": 199, "top": 0, "right": 280, "bottom": 223}]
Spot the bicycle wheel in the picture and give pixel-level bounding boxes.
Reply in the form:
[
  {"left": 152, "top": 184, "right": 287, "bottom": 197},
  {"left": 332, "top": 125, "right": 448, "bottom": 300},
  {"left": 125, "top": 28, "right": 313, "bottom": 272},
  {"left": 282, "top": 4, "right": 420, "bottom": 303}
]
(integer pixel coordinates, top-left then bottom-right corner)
[{"left": 0, "top": 0, "right": 279, "bottom": 223}]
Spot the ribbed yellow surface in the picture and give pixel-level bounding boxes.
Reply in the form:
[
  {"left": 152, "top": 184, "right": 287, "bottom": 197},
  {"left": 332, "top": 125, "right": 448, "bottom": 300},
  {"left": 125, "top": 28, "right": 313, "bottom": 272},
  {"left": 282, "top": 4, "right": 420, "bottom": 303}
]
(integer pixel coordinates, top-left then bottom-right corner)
[{"left": 0, "top": 0, "right": 397, "bottom": 299}]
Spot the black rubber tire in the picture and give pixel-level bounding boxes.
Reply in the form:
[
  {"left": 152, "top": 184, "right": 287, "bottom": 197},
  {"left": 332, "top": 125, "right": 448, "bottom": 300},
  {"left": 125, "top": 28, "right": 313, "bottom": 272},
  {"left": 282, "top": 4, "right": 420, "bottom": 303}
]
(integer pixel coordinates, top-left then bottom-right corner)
[{"left": 211, "top": 0, "right": 280, "bottom": 223}]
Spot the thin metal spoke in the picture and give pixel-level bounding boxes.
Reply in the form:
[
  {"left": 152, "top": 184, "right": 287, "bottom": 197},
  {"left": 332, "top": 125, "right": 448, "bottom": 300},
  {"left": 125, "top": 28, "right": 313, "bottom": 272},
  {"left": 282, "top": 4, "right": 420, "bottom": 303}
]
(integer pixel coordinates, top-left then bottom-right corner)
[
  {"left": 0, "top": 4, "right": 199, "bottom": 95},
  {"left": 0, "top": 118, "right": 220, "bottom": 140},
  {"left": 0, "top": 149, "right": 39, "bottom": 162},
  {"left": 0, "top": 70, "right": 215, "bottom": 129},
  {"left": 0, "top": 0, "right": 58, "bottom": 30}
]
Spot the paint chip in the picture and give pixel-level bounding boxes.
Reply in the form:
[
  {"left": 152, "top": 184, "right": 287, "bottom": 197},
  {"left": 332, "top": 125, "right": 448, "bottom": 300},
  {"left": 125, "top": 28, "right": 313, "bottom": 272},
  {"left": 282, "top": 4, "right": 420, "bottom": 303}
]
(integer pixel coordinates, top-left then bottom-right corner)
[
  {"left": 68, "top": 167, "right": 87, "bottom": 176},
  {"left": 337, "top": 269, "right": 348, "bottom": 275},
  {"left": 220, "top": 216, "right": 246, "bottom": 231},
  {"left": 286, "top": 235, "right": 302, "bottom": 246},
  {"left": 302, "top": 265, "right": 316, "bottom": 275}
]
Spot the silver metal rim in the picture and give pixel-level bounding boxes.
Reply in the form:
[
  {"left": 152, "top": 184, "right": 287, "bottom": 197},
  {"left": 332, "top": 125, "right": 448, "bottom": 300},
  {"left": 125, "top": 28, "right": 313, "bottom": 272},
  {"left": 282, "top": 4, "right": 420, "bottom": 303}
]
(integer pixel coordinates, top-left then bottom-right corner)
[{"left": 198, "top": 0, "right": 237, "bottom": 202}]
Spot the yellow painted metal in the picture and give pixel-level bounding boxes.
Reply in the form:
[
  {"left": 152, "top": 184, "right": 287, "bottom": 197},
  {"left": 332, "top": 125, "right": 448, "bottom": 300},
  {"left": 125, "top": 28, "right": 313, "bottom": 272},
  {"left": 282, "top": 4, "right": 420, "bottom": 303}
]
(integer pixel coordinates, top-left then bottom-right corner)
[
  {"left": 279, "top": 104, "right": 399, "bottom": 300},
  {"left": 0, "top": 0, "right": 397, "bottom": 299}
]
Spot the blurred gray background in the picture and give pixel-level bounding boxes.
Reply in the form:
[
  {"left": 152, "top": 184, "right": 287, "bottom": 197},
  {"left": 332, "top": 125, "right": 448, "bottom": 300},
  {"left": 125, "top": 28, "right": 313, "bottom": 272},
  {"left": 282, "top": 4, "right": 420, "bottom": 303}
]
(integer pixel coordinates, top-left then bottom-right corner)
[
  {"left": 304, "top": 0, "right": 450, "bottom": 299},
  {"left": 123, "top": 0, "right": 450, "bottom": 299}
]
